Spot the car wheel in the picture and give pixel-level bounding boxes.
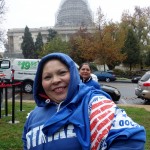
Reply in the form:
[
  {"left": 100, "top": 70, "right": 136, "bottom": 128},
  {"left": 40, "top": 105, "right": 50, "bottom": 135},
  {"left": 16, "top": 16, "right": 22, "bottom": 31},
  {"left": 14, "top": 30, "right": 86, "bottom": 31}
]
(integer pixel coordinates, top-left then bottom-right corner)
[
  {"left": 105, "top": 78, "right": 110, "bottom": 82},
  {"left": 23, "top": 81, "right": 33, "bottom": 93}
]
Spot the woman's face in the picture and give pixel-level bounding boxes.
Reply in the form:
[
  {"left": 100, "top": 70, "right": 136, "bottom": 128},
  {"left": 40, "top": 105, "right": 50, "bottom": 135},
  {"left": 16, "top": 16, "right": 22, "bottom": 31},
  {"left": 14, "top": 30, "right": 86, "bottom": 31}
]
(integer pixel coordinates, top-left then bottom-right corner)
[
  {"left": 42, "top": 59, "right": 70, "bottom": 103},
  {"left": 79, "top": 64, "right": 91, "bottom": 80}
]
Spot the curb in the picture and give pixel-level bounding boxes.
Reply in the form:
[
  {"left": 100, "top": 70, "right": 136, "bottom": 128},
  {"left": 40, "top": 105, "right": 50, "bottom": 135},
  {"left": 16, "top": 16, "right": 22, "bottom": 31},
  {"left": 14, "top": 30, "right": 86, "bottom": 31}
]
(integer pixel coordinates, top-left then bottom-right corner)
[{"left": 116, "top": 80, "right": 131, "bottom": 83}]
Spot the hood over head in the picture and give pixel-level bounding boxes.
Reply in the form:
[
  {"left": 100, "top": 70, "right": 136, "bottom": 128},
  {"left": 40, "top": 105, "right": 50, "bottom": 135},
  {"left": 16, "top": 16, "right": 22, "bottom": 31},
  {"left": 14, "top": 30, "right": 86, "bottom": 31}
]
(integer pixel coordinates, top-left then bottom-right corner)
[{"left": 33, "top": 53, "right": 80, "bottom": 107}]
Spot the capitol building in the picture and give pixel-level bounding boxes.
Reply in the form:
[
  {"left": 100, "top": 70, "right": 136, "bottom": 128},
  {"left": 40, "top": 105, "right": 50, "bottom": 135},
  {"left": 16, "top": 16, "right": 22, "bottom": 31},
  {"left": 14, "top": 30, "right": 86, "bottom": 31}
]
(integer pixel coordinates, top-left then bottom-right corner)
[{"left": 5, "top": 0, "right": 96, "bottom": 58}]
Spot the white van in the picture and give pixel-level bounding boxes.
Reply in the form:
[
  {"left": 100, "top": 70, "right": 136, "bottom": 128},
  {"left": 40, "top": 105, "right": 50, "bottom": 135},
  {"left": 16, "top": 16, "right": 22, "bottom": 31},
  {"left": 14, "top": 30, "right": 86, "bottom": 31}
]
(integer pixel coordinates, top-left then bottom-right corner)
[{"left": 0, "top": 59, "right": 40, "bottom": 93}]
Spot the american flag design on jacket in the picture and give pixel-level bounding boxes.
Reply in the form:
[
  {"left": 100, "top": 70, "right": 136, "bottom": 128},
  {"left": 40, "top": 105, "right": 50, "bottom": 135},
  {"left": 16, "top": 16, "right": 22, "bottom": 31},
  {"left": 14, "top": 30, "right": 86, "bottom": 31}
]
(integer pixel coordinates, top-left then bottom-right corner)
[
  {"left": 89, "top": 96, "right": 115, "bottom": 150},
  {"left": 89, "top": 96, "right": 140, "bottom": 150}
]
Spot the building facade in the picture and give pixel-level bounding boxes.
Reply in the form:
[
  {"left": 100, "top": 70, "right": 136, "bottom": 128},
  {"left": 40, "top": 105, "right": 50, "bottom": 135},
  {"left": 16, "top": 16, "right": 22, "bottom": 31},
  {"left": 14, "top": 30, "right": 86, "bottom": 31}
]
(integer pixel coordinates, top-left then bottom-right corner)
[{"left": 5, "top": 0, "right": 95, "bottom": 58}]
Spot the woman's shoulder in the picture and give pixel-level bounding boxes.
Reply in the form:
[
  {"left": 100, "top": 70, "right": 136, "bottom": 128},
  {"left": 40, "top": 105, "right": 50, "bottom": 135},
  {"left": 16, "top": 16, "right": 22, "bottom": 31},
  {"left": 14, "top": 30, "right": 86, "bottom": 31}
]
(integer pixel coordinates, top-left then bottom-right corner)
[
  {"left": 89, "top": 95, "right": 114, "bottom": 105},
  {"left": 88, "top": 78, "right": 98, "bottom": 84},
  {"left": 88, "top": 79, "right": 101, "bottom": 89},
  {"left": 88, "top": 95, "right": 116, "bottom": 114}
]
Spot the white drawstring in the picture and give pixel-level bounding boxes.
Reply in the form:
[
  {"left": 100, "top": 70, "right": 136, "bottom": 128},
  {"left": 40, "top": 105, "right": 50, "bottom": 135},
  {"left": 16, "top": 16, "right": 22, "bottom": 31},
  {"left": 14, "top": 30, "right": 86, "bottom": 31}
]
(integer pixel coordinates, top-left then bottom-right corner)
[{"left": 57, "top": 101, "right": 64, "bottom": 112}]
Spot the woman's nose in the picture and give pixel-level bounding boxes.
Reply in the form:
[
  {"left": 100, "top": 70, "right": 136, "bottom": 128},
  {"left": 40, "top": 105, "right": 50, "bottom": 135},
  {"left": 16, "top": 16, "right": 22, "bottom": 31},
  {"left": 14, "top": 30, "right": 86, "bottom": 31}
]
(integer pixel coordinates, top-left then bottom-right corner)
[{"left": 52, "top": 75, "right": 61, "bottom": 83}]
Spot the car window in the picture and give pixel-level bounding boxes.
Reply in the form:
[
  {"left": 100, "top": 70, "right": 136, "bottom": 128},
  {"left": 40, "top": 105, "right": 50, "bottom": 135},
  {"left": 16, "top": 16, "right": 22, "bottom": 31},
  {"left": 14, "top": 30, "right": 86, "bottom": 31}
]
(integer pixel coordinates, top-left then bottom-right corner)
[
  {"left": 102, "top": 72, "right": 108, "bottom": 74},
  {"left": 94, "top": 71, "right": 102, "bottom": 74},
  {"left": 107, "top": 71, "right": 113, "bottom": 74},
  {"left": 140, "top": 73, "right": 150, "bottom": 82}
]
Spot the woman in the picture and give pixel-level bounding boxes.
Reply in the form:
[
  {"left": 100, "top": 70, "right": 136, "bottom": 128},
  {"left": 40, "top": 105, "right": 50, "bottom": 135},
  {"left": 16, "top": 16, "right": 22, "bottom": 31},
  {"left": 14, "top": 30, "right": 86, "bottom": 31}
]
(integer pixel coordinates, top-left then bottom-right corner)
[
  {"left": 22, "top": 53, "right": 146, "bottom": 150},
  {"left": 79, "top": 63, "right": 101, "bottom": 90}
]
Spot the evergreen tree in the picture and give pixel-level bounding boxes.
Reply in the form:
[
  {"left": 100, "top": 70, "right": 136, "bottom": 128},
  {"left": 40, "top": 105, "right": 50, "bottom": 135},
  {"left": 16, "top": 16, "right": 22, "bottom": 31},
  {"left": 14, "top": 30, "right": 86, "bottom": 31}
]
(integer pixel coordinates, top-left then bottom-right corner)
[
  {"left": 35, "top": 32, "right": 43, "bottom": 58},
  {"left": 121, "top": 6, "right": 150, "bottom": 69},
  {"left": 39, "top": 36, "right": 71, "bottom": 57},
  {"left": 21, "top": 26, "right": 35, "bottom": 58},
  {"left": 145, "top": 50, "right": 150, "bottom": 66},
  {"left": 122, "top": 28, "right": 140, "bottom": 70},
  {"left": 47, "top": 28, "right": 57, "bottom": 42}
]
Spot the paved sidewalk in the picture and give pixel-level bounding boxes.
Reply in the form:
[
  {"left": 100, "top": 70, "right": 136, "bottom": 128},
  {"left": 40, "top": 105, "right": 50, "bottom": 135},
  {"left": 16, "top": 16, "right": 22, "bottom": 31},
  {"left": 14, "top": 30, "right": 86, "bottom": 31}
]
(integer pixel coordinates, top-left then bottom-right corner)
[
  {"left": 116, "top": 79, "right": 131, "bottom": 83},
  {"left": 118, "top": 104, "right": 150, "bottom": 112}
]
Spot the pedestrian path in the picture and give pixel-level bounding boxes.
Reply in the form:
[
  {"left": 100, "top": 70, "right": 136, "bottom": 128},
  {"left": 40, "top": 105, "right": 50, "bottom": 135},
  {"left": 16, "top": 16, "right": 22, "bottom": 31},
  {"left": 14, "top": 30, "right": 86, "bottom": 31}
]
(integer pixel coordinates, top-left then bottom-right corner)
[{"left": 117, "top": 104, "right": 150, "bottom": 112}]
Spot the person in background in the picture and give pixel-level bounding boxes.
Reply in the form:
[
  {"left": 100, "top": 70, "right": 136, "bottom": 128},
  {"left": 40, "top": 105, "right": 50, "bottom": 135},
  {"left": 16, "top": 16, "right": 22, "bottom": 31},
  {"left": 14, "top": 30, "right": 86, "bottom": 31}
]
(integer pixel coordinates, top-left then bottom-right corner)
[
  {"left": 22, "top": 53, "right": 146, "bottom": 150},
  {"left": 79, "top": 62, "right": 101, "bottom": 90}
]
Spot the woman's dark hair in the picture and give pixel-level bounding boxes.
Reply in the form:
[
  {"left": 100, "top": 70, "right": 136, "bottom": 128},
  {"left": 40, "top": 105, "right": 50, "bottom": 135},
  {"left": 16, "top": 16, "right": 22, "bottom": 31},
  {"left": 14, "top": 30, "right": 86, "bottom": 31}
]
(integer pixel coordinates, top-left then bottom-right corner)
[{"left": 79, "top": 62, "right": 91, "bottom": 70}]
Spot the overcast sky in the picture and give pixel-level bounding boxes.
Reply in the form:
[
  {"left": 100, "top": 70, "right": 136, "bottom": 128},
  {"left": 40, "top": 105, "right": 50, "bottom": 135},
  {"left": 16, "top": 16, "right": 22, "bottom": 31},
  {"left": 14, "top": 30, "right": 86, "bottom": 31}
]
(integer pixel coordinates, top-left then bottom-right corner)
[
  {"left": 3, "top": 0, "right": 150, "bottom": 30},
  {"left": 0, "top": 0, "right": 149, "bottom": 52}
]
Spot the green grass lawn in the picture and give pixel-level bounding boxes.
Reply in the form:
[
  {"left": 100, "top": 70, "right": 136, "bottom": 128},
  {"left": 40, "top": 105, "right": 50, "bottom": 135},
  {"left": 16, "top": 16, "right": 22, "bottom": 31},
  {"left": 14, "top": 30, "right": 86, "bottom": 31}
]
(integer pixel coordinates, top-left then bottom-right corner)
[{"left": 0, "top": 102, "right": 149, "bottom": 150}]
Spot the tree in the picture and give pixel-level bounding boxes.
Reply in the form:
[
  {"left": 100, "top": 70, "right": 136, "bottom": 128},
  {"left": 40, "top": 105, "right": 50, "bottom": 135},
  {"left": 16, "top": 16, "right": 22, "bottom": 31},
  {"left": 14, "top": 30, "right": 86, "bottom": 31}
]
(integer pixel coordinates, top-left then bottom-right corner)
[
  {"left": 145, "top": 49, "right": 150, "bottom": 66},
  {"left": 95, "top": 7, "right": 106, "bottom": 32},
  {"left": 0, "top": 0, "right": 6, "bottom": 47},
  {"left": 21, "top": 26, "right": 35, "bottom": 58},
  {"left": 69, "top": 28, "right": 97, "bottom": 65},
  {"left": 94, "top": 22, "right": 126, "bottom": 70},
  {"left": 47, "top": 28, "right": 57, "bottom": 42},
  {"left": 39, "top": 36, "right": 71, "bottom": 57},
  {"left": 34, "top": 32, "right": 43, "bottom": 58},
  {"left": 121, "top": 6, "right": 150, "bottom": 69},
  {"left": 93, "top": 7, "right": 126, "bottom": 70},
  {"left": 122, "top": 28, "right": 140, "bottom": 70}
]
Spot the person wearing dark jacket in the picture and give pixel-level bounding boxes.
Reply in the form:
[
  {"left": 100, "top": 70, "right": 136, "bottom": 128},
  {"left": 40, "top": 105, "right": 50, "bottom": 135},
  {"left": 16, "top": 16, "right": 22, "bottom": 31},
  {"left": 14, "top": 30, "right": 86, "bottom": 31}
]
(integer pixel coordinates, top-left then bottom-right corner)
[
  {"left": 22, "top": 53, "right": 146, "bottom": 150},
  {"left": 79, "top": 62, "right": 101, "bottom": 90}
]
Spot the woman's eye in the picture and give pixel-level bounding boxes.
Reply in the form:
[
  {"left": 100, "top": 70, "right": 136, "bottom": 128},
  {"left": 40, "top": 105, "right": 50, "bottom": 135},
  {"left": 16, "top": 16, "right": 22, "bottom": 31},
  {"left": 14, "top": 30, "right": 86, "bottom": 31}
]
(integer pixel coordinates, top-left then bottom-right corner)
[
  {"left": 82, "top": 68, "right": 87, "bottom": 71},
  {"left": 44, "top": 76, "right": 51, "bottom": 80},
  {"left": 60, "top": 70, "right": 68, "bottom": 75}
]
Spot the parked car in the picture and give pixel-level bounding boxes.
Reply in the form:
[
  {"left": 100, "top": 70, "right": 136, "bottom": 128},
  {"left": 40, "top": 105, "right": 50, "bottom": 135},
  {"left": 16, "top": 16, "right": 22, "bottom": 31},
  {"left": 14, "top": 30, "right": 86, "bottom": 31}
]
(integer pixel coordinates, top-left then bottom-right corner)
[
  {"left": 131, "top": 76, "right": 141, "bottom": 83},
  {"left": 135, "top": 71, "right": 150, "bottom": 101},
  {"left": 106, "top": 70, "right": 114, "bottom": 74},
  {"left": 91, "top": 73, "right": 120, "bottom": 101},
  {"left": 93, "top": 71, "right": 116, "bottom": 82},
  {"left": 101, "top": 84, "right": 121, "bottom": 102}
]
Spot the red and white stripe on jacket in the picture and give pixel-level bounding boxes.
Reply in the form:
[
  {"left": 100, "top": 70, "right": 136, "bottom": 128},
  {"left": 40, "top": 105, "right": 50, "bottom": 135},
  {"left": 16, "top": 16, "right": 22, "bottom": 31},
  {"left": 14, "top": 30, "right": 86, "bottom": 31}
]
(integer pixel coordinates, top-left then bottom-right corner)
[{"left": 90, "top": 97, "right": 115, "bottom": 150}]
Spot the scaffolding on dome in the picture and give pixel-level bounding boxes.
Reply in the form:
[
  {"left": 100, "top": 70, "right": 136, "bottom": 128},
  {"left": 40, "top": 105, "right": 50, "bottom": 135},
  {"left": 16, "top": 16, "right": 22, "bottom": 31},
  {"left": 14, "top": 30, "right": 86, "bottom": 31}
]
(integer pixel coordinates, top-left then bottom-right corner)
[{"left": 55, "top": 0, "right": 94, "bottom": 27}]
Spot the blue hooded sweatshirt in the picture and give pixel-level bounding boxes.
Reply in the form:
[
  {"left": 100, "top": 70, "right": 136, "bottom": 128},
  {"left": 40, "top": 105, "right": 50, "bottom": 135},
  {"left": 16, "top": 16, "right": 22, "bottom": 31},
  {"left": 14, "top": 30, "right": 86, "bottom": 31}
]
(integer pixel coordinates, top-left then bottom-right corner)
[
  {"left": 22, "top": 53, "right": 146, "bottom": 150},
  {"left": 80, "top": 76, "right": 101, "bottom": 90}
]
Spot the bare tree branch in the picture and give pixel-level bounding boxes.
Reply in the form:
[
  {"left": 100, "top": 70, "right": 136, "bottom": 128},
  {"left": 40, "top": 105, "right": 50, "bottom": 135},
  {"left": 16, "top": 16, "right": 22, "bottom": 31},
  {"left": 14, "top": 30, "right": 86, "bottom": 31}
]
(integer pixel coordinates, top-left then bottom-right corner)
[
  {"left": 0, "top": 0, "right": 5, "bottom": 16},
  {"left": 0, "top": 0, "right": 6, "bottom": 44}
]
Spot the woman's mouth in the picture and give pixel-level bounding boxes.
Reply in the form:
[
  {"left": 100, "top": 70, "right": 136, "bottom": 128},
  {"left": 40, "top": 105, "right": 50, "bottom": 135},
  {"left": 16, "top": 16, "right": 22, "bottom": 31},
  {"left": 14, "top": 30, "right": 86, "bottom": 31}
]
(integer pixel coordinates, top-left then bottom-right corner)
[{"left": 53, "top": 87, "right": 66, "bottom": 93}]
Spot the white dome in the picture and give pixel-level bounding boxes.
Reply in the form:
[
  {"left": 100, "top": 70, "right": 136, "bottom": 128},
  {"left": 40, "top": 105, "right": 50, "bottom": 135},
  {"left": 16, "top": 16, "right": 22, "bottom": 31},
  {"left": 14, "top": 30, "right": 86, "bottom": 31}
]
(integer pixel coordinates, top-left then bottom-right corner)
[{"left": 55, "top": 0, "right": 93, "bottom": 27}]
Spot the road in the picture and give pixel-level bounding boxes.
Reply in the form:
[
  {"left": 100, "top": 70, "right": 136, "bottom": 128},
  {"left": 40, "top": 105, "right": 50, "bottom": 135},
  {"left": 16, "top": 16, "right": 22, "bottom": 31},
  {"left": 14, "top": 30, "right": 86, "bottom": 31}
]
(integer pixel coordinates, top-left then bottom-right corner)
[
  {"left": 2, "top": 82, "right": 150, "bottom": 105},
  {"left": 100, "top": 81, "right": 150, "bottom": 105}
]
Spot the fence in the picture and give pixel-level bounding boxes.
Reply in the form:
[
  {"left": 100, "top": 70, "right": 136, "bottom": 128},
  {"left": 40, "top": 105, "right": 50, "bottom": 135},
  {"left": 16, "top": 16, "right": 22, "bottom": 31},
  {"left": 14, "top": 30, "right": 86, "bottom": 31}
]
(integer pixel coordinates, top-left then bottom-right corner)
[{"left": 0, "top": 81, "right": 23, "bottom": 123}]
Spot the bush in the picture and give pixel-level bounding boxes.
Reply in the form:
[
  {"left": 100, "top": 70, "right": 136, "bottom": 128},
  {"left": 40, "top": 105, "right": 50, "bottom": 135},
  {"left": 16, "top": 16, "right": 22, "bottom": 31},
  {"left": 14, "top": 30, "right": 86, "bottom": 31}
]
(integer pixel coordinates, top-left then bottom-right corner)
[
  {"left": 113, "top": 69, "right": 147, "bottom": 79},
  {"left": 113, "top": 69, "right": 126, "bottom": 78}
]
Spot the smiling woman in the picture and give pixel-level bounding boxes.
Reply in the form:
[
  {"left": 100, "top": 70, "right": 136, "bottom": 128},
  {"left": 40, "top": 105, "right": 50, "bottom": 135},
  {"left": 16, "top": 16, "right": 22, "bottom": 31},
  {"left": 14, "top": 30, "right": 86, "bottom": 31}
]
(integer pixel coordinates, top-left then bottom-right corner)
[
  {"left": 42, "top": 59, "right": 70, "bottom": 103},
  {"left": 22, "top": 53, "right": 146, "bottom": 150},
  {"left": 79, "top": 62, "right": 101, "bottom": 90}
]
